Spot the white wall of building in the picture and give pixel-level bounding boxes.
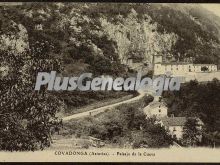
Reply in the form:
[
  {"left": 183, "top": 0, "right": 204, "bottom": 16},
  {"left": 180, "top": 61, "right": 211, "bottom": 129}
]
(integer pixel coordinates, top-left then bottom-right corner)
[
  {"left": 167, "top": 126, "right": 184, "bottom": 140},
  {"left": 154, "top": 56, "right": 163, "bottom": 64},
  {"left": 154, "top": 63, "right": 218, "bottom": 76},
  {"left": 150, "top": 106, "right": 168, "bottom": 118},
  {"left": 144, "top": 101, "right": 168, "bottom": 119},
  {"left": 158, "top": 121, "right": 184, "bottom": 140}
]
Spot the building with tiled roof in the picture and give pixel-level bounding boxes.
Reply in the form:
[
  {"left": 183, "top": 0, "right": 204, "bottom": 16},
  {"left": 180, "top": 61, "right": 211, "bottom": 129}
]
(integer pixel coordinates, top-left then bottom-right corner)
[
  {"left": 158, "top": 116, "right": 203, "bottom": 140},
  {"left": 160, "top": 117, "right": 187, "bottom": 127}
]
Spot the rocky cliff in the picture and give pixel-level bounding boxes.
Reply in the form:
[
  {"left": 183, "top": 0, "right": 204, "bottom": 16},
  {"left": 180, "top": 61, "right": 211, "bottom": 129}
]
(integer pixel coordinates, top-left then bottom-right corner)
[{"left": 101, "top": 8, "right": 178, "bottom": 68}]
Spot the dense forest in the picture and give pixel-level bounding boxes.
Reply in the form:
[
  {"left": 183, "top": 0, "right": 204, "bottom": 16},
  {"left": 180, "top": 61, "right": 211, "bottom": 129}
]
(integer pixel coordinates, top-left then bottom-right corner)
[{"left": 163, "top": 79, "right": 220, "bottom": 141}]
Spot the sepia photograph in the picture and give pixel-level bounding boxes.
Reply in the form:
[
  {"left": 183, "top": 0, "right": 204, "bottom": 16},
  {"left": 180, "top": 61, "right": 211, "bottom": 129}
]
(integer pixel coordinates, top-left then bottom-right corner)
[{"left": 0, "top": 1, "right": 220, "bottom": 162}]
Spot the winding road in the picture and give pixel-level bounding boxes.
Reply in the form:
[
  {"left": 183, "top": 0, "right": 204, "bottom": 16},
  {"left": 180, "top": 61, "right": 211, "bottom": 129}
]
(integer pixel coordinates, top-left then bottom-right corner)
[{"left": 62, "top": 90, "right": 146, "bottom": 122}]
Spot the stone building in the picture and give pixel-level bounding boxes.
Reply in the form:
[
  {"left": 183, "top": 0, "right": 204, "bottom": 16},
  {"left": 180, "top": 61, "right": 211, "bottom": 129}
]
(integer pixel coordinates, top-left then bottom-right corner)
[
  {"left": 154, "top": 54, "right": 217, "bottom": 76},
  {"left": 143, "top": 101, "right": 168, "bottom": 119},
  {"left": 158, "top": 116, "right": 204, "bottom": 140}
]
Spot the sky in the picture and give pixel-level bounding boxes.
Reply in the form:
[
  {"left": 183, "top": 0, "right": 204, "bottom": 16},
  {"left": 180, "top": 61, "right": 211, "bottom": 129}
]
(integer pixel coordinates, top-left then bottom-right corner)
[{"left": 201, "top": 4, "right": 220, "bottom": 18}]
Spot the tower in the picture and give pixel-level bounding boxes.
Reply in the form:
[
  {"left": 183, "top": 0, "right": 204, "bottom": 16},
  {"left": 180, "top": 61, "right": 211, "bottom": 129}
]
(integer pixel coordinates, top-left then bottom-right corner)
[
  {"left": 152, "top": 54, "right": 163, "bottom": 76},
  {"left": 153, "top": 54, "right": 163, "bottom": 64}
]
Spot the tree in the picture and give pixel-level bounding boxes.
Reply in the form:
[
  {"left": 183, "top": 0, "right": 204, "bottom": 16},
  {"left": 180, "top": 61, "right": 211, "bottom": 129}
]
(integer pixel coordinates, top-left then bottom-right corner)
[
  {"left": 140, "top": 118, "right": 172, "bottom": 148},
  {"left": 182, "top": 118, "right": 201, "bottom": 147},
  {"left": 0, "top": 37, "right": 63, "bottom": 151}
]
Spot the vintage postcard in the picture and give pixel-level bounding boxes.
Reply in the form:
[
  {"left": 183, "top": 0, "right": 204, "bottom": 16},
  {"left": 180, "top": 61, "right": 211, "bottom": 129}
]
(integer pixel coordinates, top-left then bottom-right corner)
[{"left": 0, "top": 1, "right": 220, "bottom": 162}]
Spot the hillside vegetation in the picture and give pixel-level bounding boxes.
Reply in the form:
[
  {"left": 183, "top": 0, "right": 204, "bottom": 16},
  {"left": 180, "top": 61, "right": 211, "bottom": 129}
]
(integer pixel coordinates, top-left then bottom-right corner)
[{"left": 163, "top": 79, "right": 220, "bottom": 140}]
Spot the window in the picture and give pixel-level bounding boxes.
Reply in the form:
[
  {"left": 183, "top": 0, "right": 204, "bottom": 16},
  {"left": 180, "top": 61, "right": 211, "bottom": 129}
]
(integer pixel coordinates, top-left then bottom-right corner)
[{"left": 126, "top": 32, "right": 131, "bottom": 40}]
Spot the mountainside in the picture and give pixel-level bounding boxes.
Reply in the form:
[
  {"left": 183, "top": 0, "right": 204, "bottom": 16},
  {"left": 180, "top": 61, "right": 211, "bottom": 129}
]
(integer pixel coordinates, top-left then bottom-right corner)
[
  {"left": 1, "top": 3, "right": 220, "bottom": 73},
  {"left": 1, "top": 3, "right": 220, "bottom": 108}
]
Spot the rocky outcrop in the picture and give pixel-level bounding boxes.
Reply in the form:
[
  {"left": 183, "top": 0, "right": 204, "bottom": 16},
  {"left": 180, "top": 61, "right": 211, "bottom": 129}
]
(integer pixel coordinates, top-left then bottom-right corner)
[{"left": 100, "top": 9, "right": 178, "bottom": 70}]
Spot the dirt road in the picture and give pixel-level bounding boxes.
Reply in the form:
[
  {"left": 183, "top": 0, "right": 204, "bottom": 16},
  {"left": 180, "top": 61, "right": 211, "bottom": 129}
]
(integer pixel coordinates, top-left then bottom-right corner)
[{"left": 62, "top": 91, "right": 146, "bottom": 121}]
